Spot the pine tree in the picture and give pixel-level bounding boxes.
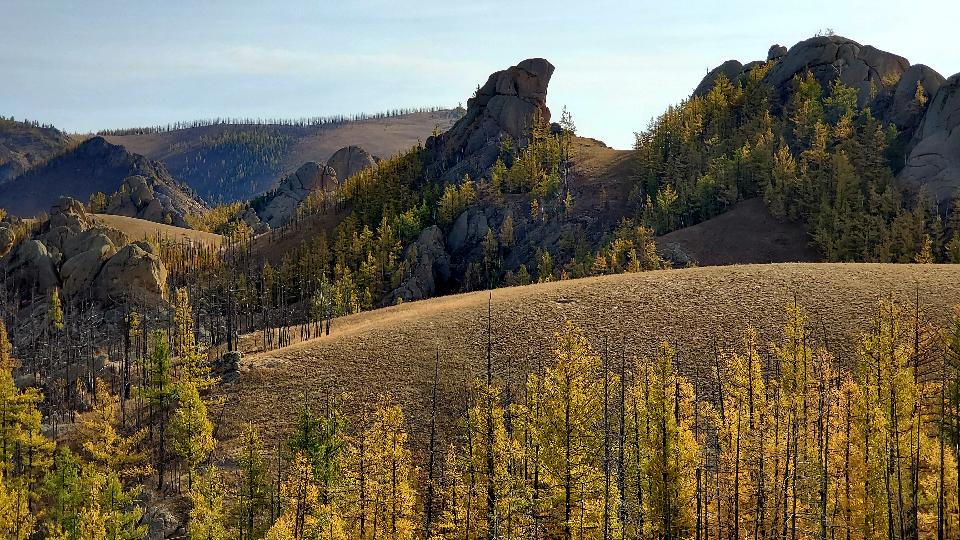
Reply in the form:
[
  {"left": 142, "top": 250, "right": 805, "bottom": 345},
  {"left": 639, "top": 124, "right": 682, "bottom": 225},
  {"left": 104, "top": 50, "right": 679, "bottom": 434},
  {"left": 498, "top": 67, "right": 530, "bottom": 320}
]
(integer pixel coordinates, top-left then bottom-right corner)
[
  {"left": 189, "top": 467, "right": 229, "bottom": 540},
  {"left": 169, "top": 380, "right": 215, "bottom": 490},
  {"left": 235, "top": 423, "right": 270, "bottom": 539}
]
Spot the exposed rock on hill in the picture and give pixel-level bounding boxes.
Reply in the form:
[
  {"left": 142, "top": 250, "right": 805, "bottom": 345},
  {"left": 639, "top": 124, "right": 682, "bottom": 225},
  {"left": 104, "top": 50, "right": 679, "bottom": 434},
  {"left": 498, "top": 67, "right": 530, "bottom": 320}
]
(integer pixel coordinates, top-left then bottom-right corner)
[
  {"left": 767, "top": 44, "right": 787, "bottom": 61},
  {"left": 0, "top": 197, "right": 168, "bottom": 305},
  {"left": 103, "top": 174, "right": 205, "bottom": 228},
  {"left": 387, "top": 225, "right": 451, "bottom": 303},
  {"left": 0, "top": 119, "right": 72, "bottom": 183},
  {"left": 0, "top": 137, "right": 206, "bottom": 224},
  {"left": 890, "top": 64, "right": 946, "bottom": 130},
  {"left": 253, "top": 162, "right": 338, "bottom": 228},
  {"left": 94, "top": 241, "right": 167, "bottom": 305},
  {"left": 693, "top": 59, "right": 744, "bottom": 96},
  {"left": 899, "top": 74, "right": 960, "bottom": 202},
  {"left": 426, "top": 58, "right": 554, "bottom": 181},
  {"left": 326, "top": 145, "right": 376, "bottom": 181},
  {"left": 764, "top": 36, "right": 909, "bottom": 108}
]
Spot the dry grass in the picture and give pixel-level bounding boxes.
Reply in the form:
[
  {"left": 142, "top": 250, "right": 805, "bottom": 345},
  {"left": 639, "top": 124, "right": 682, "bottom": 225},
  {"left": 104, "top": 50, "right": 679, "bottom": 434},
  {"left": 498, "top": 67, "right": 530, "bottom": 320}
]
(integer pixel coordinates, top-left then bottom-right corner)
[
  {"left": 656, "top": 198, "right": 821, "bottom": 265},
  {"left": 94, "top": 214, "right": 224, "bottom": 247},
  {"left": 218, "top": 263, "right": 960, "bottom": 456}
]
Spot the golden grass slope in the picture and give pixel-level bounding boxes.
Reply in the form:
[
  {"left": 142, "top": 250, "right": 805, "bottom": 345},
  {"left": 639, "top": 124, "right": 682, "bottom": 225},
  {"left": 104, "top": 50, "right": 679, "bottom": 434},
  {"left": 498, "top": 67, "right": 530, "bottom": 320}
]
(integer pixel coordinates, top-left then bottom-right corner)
[
  {"left": 94, "top": 213, "right": 224, "bottom": 247},
  {"left": 219, "top": 263, "right": 960, "bottom": 454}
]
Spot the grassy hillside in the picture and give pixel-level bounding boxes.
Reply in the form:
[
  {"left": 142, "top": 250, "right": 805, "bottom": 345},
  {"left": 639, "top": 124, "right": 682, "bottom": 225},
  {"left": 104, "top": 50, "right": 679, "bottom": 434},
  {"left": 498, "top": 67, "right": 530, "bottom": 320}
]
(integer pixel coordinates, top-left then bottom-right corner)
[
  {"left": 94, "top": 213, "right": 223, "bottom": 247},
  {"left": 219, "top": 262, "right": 960, "bottom": 451},
  {"left": 656, "top": 198, "right": 821, "bottom": 265},
  {"left": 103, "top": 110, "right": 461, "bottom": 202}
]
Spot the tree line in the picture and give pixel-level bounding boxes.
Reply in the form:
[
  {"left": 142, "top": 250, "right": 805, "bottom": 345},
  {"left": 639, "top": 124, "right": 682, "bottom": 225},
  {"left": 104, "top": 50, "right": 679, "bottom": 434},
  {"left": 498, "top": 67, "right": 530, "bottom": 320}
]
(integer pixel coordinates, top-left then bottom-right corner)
[{"left": 93, "top": 107, "right": 458, "bottom": 137}]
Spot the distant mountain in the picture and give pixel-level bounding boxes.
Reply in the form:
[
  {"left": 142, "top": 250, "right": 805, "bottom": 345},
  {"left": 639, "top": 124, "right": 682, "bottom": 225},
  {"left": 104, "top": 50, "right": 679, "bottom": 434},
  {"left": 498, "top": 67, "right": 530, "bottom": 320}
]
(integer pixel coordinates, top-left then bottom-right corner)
[
  {"left": 0, "top": 118, "right": 74, "bottom": 183},
  {"left": 102, "top": 109, "right": 461, "bottom": 203},
  {"left": 0, "top": 136, "right": 206, "bottom": 226}
]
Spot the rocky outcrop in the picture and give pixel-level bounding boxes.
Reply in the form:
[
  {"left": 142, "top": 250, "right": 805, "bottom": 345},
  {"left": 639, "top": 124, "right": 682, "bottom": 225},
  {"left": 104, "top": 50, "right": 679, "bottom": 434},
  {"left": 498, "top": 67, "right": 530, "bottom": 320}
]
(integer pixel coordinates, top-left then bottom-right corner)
[
  {"left": 889, "top": 64, "right": 946, "bottom": 130},
  {"left": 327, "top": 146, "right": 376, "bottom": 181},
  {"left": 0, "top": 137, "right": 206, "bottom": 224},
  {"left": 253, "top": 162, "right": 338, "bottom": 228},
  {"left": 426, "top": 58, "right": 554, "bottom": 181},
  {"left": 0, "top": 225, "right": 15, "bottom": 258},
  {"left": 1, "top": 197, "right": 168, "bottom": 304},
  {"left": 898, "top": 74, "right": 960, "bottom": 203},
  {"left": 6, "top": 240, "right": 59, "bottom": 294},
  {"left": 693, "top": 60, "right": 744, "bottom": 97},
  {"left": 388, "top": 226, "right": 451, "bottom": 303},
  {"left": 104, "top": 173, "right": 207, "bottom": 228},
  {"left": 94, "top": 241, "right": 167, "bottom": 304},
  {"left": 447, "top": 207, "right": 489, "bottom": 254},
  {"left": 764, "top": 35, "right": 909, "bottom": 108},
  {"left": 767, "top": 44, "right": 787, "bottom": 62}
]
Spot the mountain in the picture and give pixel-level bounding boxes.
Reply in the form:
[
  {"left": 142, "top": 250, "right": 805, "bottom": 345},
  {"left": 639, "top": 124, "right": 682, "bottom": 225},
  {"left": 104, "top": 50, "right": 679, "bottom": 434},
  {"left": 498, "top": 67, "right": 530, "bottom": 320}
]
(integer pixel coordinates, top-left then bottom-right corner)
[
  {"left": 0, "top": 117, "right": 74, "bottom": 183},
  {"left": 0, "top": 136, "right": 206, "bottom": 226},
  {"left": 102, "top": 109, "right": 461, "bottom": 203}
]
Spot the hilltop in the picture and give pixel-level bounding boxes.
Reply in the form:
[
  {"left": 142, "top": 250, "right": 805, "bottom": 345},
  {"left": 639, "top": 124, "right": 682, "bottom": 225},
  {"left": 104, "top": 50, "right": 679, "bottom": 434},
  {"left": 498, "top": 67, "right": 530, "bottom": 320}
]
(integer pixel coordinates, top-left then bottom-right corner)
[{"left": 0, "top": 117, "right": 74, "bottom": 183}]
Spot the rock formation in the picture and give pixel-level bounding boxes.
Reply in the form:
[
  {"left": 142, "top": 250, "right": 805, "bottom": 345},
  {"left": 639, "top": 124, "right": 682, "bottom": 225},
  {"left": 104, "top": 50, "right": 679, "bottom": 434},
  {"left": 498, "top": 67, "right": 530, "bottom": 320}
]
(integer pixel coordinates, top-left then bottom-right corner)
[
  {"left": 0, "top": 197, "right": 168, "bottom": 305},
  {"left": 252, "top": 162, "right": 338, "bottom": 228},
  {"left": 388, "top": 225, "right": 451, "bottom": 303},
  {"left": 327, "top": 145, "right": 376, "bottom": 181},
  {"left": 693, "top": 60, "right": 744, "bottom": 96},
  {"left": 898, "top": 74, "right": 960, "bottom": 203},
  {"left": 763, "top": 36, "right": 909, "bottom": 108},
  {"left": 426, "top": 58, "right": 555, "bottom": 181},
  {"left": 94, "top": 241, "right": 167, "bottom": 305},
  {"left": 104, "top": 174, "right": 205, "bottom": 228}
]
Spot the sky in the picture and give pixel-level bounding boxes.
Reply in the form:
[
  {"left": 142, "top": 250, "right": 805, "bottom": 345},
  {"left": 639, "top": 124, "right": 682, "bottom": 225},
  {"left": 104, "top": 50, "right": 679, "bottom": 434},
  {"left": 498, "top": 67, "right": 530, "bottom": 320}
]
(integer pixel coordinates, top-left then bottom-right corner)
[{"left": 2, "top": 1, "right": 958, "bottom": 149}]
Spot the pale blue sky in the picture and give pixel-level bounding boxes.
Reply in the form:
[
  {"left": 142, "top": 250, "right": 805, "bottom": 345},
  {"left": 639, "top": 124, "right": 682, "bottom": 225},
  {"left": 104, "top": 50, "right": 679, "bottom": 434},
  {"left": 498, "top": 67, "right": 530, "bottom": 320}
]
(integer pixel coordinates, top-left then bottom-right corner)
[{"left": 2, "top": 1, "right": 958, "bottom": 149}]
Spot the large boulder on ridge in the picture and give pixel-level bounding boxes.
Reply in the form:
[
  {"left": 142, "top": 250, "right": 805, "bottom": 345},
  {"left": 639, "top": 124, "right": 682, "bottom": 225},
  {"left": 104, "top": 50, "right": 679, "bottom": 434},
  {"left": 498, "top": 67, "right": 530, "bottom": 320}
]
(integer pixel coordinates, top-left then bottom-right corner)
[
  {"left": 426, "top": 58, "right": 555, "bottom": 181},
  {"left": 94, "top": 241, "right": 167, "bottom": 304},
  {"left": 898, "top": 74, "right": 960, "bottom": 203},
  {"left": 326, "top": 146, "right": 376, "bottom": 181},
  {"left": 693, "top": 60, "right": 744, "bottom": 97}
]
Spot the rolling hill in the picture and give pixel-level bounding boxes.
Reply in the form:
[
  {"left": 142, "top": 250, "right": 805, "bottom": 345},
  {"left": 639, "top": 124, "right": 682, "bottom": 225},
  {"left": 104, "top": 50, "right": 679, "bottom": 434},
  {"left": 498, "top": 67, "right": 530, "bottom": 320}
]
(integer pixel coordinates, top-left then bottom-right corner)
[
  {"left": 218, "top": 262, "right": 960, "bottom": 452},
  {"left": 94, "top": 213, "right": 223, "bottom": 247},
  {"left": 0, "top": 118, "right": 74, "bottom": 183},
  {"left": 103, "top": 109, "right": 461, "bottom": 203}
]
